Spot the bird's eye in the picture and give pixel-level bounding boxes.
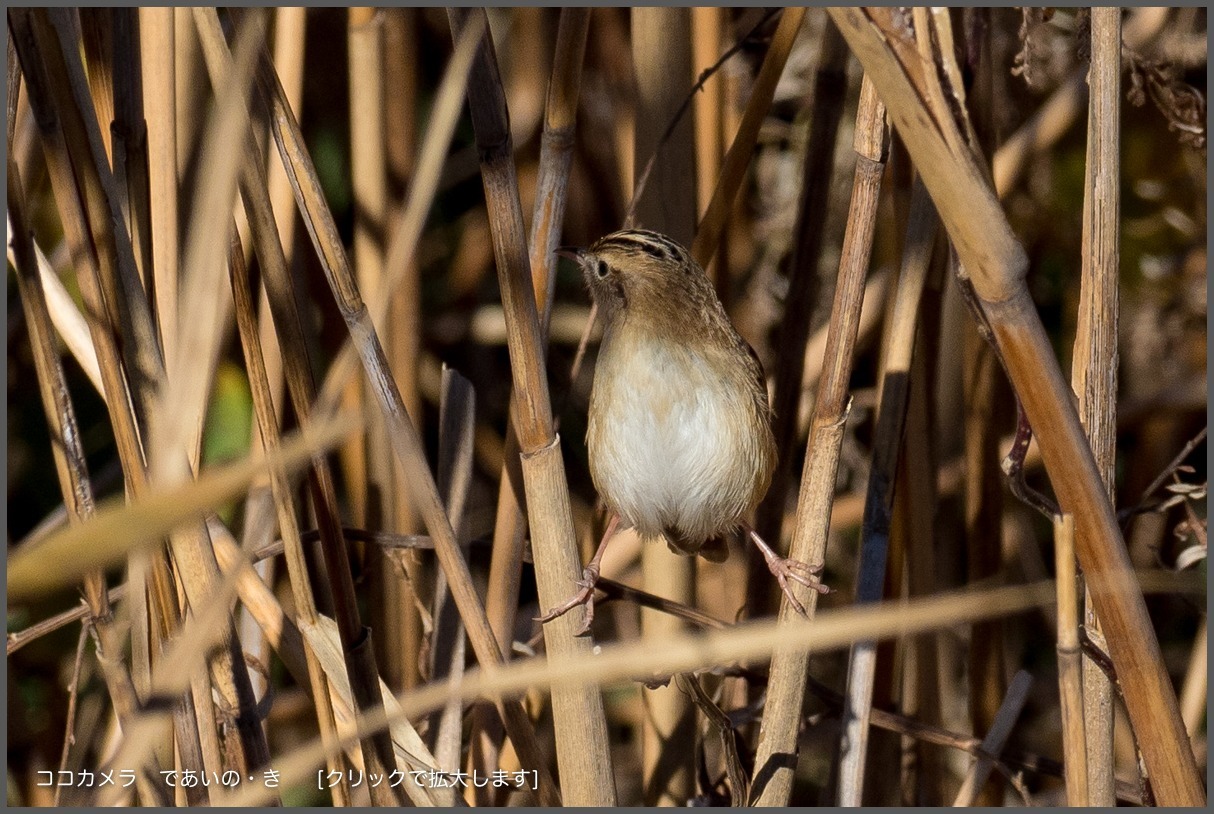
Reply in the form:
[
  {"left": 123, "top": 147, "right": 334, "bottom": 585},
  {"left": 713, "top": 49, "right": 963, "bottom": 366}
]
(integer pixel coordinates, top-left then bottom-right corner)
[{"left": 595, "top": 260, "right": 610, "bottom": 279}]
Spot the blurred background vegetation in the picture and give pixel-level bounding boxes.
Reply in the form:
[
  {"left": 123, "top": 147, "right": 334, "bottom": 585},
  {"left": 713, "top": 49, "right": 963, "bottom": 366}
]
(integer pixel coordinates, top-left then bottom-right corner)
[{"left": 6, "top": 7, "right": 1206, "bottom": 806}]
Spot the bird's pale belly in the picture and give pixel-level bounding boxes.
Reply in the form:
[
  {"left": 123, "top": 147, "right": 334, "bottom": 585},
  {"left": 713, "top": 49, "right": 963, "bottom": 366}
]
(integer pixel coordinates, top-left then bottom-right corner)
[{"left": 588, "top": 350, "right": 763, "bottom": 548}]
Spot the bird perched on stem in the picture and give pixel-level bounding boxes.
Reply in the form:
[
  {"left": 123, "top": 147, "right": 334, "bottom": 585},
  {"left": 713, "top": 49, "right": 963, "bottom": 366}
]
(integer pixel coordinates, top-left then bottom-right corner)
[{"left": 537, "top": 229, "right": 828, "bottom": 633}]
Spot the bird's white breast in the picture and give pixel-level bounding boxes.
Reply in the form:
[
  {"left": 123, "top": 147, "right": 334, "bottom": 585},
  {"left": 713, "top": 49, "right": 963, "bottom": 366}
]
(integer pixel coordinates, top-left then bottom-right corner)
[{"left": 589, "top": 336, "right": 755, "bottom": 543}]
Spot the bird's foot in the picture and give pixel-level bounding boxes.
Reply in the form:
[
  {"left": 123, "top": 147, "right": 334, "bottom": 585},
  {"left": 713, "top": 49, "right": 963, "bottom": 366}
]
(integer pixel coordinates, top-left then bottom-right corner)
[
  {"left": 534, "top": 563, "right": 602, "bottom": 635},
  {"left": 763, "top": 554, "right": 829, "bottom": 616},
  {"left": 745, "top": 525, "right": 829, "bottom": 616}
]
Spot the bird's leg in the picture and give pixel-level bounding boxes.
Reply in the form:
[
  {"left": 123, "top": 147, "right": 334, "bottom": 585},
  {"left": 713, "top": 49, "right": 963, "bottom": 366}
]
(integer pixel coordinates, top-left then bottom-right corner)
[
  {"left": 744, "top": 524, "right": 829, "bottom": 616},
  {"left": 535, "top": 514, "right": 621, "bottom": 635}
]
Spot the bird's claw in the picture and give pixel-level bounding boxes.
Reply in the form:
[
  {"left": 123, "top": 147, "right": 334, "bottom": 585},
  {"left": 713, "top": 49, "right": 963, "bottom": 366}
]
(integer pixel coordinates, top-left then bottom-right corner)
[
  {"left": 534, "top": 564, "right": 602, "bottom": 635},
  {"left": 764, "top": 555, "right": 829, "bottom": 617}
]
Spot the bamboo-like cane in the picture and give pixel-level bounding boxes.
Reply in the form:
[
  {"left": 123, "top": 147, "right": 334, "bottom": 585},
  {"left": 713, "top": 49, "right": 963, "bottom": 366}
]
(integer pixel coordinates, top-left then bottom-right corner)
[
  {"left": 750, "top": 75, "right": 887, "bottom": 807},
  {"left": 827, "top": 7, "right": 1204, "bottom": 805},
  {"left": 1073, "top": 8, "right": 1122, "bottom": 804},
  {"left": 1053, "top": 514, "right": 1089, "bottom": 806},
  {"left": 448, "top": 8, "right": 616, "bottom": 804}
]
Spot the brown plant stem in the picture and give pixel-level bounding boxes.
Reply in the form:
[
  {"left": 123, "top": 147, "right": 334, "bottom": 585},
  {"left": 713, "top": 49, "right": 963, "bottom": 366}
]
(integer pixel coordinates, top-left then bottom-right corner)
[
  {"left": 1053, "top": 514, "right": 1090, "bottom": 806},
  {"left": 751, "top": 20, "right": 850, "bottom": 612},
  {"left": 1073, "top": 8, "right": 1122, "bottom": 804},
  {"left": 750, "top": 74, "right": 888, "bottom": 807}
]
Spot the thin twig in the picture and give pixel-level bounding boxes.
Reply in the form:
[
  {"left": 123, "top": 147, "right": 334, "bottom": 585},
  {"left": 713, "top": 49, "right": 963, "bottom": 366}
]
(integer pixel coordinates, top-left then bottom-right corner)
[{"left": 53, "top": 622, "right": 91, "bottom": 807}]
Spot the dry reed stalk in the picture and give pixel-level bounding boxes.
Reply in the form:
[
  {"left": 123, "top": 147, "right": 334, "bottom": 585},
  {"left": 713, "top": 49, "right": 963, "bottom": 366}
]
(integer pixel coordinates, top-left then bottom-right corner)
[
  {"left": 380, "top": 7, "right": 425, "bottom": 693},
  {"left": 952, "top": 669, "right": 1033, "bottom": 806},
  {"left": 484, "top": 5, "right": 591, "bottom": 658},
  {"left": 228, "top": 234, "right": 352, "bottom": 805},
  {"left": 1178, "top": 617, "right": 1207, "bottom": 742},
  {"left": 1073, "top": 8, "right": 1122, "bottom": 804},
  {"left": 1053, "top": 514, "right": 1089, "bottom": 806},
  {"left": 750, "top": 75, "right": 887, "bottom": 807},
  {"left": 137, "top": 8, "right": 178, "bottom": 373},
  {"left": 108, "top": 10, "right": 154, "bottom": 300},
  {"left": 78, "top": 9, "right": 115, "bottom": 161},
  {"left": 631, "top": 6, "right": 697, "bottom": 804},
  {"left": 190, "top": 9, "right": 400, "bottom": 798},
  {"left": 752, "top": 20, "right": 849, "bottom": 605},
  {"left": 8, "top": 161, "right": 167, "bottom": 807},
  {"left": 839, "top": 178, "right": 939, "bottom": 803},
  {"left": 346, "top": 11, "right": 403, "bottom": 709},
  {"left": 448, "top": 7, "right": 614, "bottom": 804},
  {"left": 219, "top": 578, "right": 1064, "bottom": 806},
  {"left": 429, "top": 369, "right": 477, "bottom": 804},
  {"left": 474, "top": 12, "right": 592, "bottom": 788},
  {"left": 689, "top": 7, "right": 806, "bottom": 267},
  {"left": 960, "top": 289, "right": 1008, "bottom": 802},
  {"left": 251, "top": 8, "right": 562, "bottom": 801},
  {"left": 828, "top": 7, "right": 1204, "bottom": 804},
  {"left": 958, "top": 18, "right": 1009, "bottom": 806},
  {"left": 691, "top": 6, "right": 723, "bottom": 224},
  {"left": 900, "top": 310, "right": 948, "bottom": 804},
  {"left": 343, "top": 6, "right": 389, "bottom": 529},
  {"left": 257, "top": 4, "right": 306, "bottom": 427}
]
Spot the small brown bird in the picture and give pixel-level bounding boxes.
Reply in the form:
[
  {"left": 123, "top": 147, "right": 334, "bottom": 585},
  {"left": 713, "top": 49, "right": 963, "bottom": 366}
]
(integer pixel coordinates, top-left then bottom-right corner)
[{"left": 538, "top": 229, "right": 827, "bottom": 633}]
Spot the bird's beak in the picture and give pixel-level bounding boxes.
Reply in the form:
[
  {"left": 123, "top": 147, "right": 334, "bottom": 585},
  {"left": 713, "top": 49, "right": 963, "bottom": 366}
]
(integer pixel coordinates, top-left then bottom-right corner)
[{"left": 555, "top": 246, "right": 585, "bottom": 262}]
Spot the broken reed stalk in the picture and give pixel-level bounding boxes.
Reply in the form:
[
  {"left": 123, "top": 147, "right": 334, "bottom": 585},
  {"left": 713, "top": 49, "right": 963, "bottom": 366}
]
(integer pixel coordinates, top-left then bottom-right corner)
[
  {"left": 1073, "top": 7, "right": 1122, "bottom": 804},
  {"left": 228, "top": 234, "right": 352, "bottom": 806},
  {"left": 828, "top": 7, "right": 1204, "bottom": 804},
  {"left": 247, "top": 7, "right": 562, "bottom": 801},
  {"left": 8, "top": 161, "right": 166, "bottom": 807},
  {"left": 751, "top": 19, "right": 849, "bottom": 609},
  {"left": 631, "top": 6, "right": 698, "bottom": 805},
  {"left": 952, "top": 669, "right": 1033, "bottom": 806},
  {"left": 1053, "top": 514, "right": 1089, "bottom": 806},
  {"left": 839, "top": 179, "right": 939, "bottom": 803},
  {"left": 190, "top": 9, "right": 400, "bottom": 800},
  {"left": 448, "top": 7, "right": 615, "bottom": 804},
  {"left": 750, "top": 75, "right": 888, "bottom": 807}
]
